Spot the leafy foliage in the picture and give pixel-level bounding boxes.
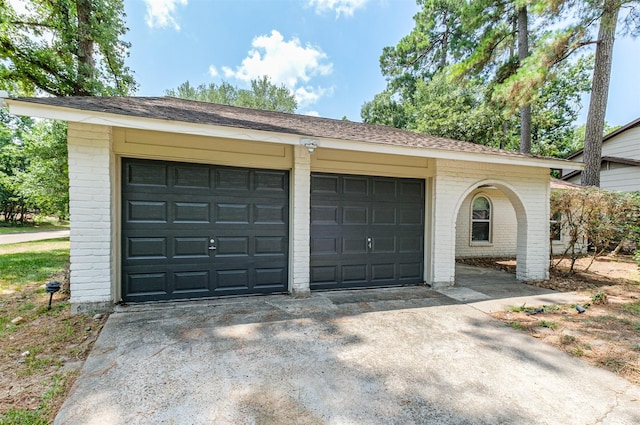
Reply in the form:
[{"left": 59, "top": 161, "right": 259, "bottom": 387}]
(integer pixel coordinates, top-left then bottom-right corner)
[
  {"left": 550, "top": 188, "right": 640, "bottom": 272},
  {"left": 363, "top": 0, "right": 595, "bottom": 156},
  {"left": 166, "top": 76, "right": 298, "bottom": 113},
  {"left": 0, "top": 0, "right": 136, "bottom": 96}
]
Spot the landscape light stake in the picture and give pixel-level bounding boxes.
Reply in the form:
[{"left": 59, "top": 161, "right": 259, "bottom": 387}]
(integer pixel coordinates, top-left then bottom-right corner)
[{"left": 46, "top": 281, "right": 61, "bottom": 310}]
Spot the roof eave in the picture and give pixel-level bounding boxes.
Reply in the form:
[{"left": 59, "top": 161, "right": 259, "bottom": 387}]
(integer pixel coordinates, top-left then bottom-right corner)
[{"left": 6, "top": 99, "right": 584, "bottom": 171}]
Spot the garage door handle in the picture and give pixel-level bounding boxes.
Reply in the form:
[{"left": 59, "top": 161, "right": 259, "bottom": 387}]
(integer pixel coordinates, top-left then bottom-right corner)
[{"left": 367, "top": 237, "right": 372, "bottom": 249}]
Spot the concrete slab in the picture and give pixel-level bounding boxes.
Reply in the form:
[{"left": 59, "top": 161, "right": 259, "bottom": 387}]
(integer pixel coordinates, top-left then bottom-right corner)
[
  {"left": 0, "top": 229, "right": 69, "bottom": 245},
  {"left": 56, "top": 275, "right": 639, "bottom": 425}
]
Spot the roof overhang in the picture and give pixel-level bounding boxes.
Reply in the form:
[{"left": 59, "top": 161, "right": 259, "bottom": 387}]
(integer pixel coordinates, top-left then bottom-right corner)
[{"left": 5, "top": 98, "right": 584, "bottom": 171}]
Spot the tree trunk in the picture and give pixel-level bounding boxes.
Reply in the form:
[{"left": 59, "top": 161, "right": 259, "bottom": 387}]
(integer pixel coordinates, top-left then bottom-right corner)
[
  {"left": 76, "top": 0, "right": 95, "bottom": 95},
  {"left": 582, "top": 0, "right": 619, "bottom": 187},
  {"left": 518, "top": 6, "right": 531, "bottom": 154}
]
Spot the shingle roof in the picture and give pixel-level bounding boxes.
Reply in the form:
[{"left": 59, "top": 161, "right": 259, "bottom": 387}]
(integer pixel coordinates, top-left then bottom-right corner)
[{"left": 14, "top": 96, "right": 550, "bottom": 161}]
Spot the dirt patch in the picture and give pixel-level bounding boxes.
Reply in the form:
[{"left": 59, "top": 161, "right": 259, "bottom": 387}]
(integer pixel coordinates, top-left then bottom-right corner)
[
  {"left": 0, "top": 269, "right": 107, "bottom": 422},
  {"left": 460, "top": 255, "right": 640, "bottom": 385}
]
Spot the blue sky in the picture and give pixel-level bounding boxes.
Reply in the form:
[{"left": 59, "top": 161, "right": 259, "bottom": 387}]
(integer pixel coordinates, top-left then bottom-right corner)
[{"left": 124, "top": 0, "right": 639, "bottom": 127}]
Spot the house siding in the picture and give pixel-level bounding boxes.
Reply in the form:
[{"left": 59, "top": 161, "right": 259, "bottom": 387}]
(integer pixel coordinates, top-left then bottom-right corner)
[
  {"left": 562, "top": 126, "right": 640, "bottom": 192},
  {"left": 67, "top": 123, "right": 114, "bottom": 313}
]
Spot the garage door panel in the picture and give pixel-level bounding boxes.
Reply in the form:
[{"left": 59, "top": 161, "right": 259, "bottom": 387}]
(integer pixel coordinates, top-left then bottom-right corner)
[
  {"left": 372, "top": 263, "right": 395, "bottom": 281},
  {"left": 215, "top": 168, "right": 250, "bottom": 190},
  {"left": 254, "top": 171, "right": 287, "bottom": 192},
  {"left": 311, "top": 237, "right": 338, "bottom": 255},
  {"left": 343, "top": 177, "right": 368, "bottom": 196},
  {"left": 122, "top": 159, "right": 289, "bottom": 302},
  {"left": 215, "top": 269, "right": 249, "bottom": 289},
  {"left": 311, "top": 266, "right": 338, "bottom": 285},
  {"left": 125, "top": 272, "right": 168, "bottom": 298},
  {"left": 399, "top": 263, "right": 422, "bottom": 279},
  {"left": 215, "top": 203, "right": 250, "bottom": 223},
  {"left": 311, "top": 205, "right": 339, "bottom": 224},
  {"left": 342, "top": 264, "right": 367, "bottom": 282},
  {"left": 174, "top": 165, "right": 211, "bottom": 189},
  {"left": 372, "top": 179, "right": 396, "bottom": 198},
  {"left": 127, "top": 201, "right": 168, "bottom": 223},
  {"left": 311, "top": 172, "right": 424, "bottom": 290},
  {"left": 174, "top": 202, "right": 210, "bottom": 223},
  {"left": 343, "top": 207, "right": 368, "bottom": 225},
  {"left": 174, "top": 271, "right": 210, "bottom": 293},
  {"left": 127, "top": 237, "right": 167, "bottom": 260},
  {"left": 399, "top": 208, "right": 423, "bottom": 225},
  {"left": 174, "top": 237, "right": 209, "bottom": 258},
  {"left": 343, "top": 237, "right": 367, "bottom": 254},
  {"left": 255, "top": 236, "right": 286, "bottom": 255},
  {"left": 126, "top": 162, "right": 168, "bottom": 187},
  {"left": 372, "top": 208, "right": 396, "bottom": 225},
  {"left": 254, "top": 268, "right": 287, "bottom": 288}
]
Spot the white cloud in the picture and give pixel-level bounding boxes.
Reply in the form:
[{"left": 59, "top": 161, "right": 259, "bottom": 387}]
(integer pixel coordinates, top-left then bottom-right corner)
[
  {"left": 216, "top": 30, "right": 333, "bottom": 107},
  {"left": 303, "top": 110, "right": 321, "bottom": 117},
  {"left": 143, "top": 0, "right": 188, "bottom": 30},
  {"left": 208, "top": 65, "right": 218, "bottom": 78},
  {"left": 308, "top": 0, "right": 368, "bottom": 18}
]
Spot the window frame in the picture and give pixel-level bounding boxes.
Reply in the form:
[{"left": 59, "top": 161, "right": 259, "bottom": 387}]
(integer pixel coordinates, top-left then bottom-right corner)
[{"left": 470, "top": 194, "right": 492, "bottom": 245}]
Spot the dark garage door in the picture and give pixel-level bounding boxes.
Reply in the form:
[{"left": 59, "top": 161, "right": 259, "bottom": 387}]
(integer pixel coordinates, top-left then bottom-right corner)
[
  {"left": 310, "top": 173, "right": 424, "bottom": 290},
  {"left": 121, "top": 158, "right": 289, "bottom": 302}
]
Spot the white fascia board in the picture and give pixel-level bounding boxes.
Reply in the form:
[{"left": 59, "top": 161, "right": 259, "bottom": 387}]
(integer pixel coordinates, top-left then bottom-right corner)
[{"left": 7, "top": 99, "right": 584, "bottom": 171}]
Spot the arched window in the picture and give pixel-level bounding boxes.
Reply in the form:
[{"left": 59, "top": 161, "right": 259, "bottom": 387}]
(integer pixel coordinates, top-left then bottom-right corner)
[{"left": 471, "top": 196, "right": 491, "bottom": 242}]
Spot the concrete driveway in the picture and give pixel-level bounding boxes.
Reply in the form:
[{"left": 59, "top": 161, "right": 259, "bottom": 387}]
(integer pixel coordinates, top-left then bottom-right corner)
[{"left": 55, "top": 267, "right": 640, "bottom": 424}]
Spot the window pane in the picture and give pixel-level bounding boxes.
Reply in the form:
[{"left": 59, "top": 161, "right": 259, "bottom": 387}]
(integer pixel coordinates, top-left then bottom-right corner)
[
  {"left": 550, "top": 222, "right": 561, "bottom": 241},
  {"left": 472, "top": 222, "right": 490, "bottom": 241},
  {"left": 472, "top": 197, "right": 490, "bottom": 219}
]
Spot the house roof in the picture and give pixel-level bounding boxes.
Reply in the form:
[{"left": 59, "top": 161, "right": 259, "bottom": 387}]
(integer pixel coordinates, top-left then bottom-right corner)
[
  {"left": 565, "top": 116, "right": 640, "bottom": 160},
  {"left": 4, "top": 96, "right": 582, "bottom": 170},
  {"left": 561, "top": 156, "right": 640, "bottom": 181},
  {"left": 550, "top": 178, "right": 583, "bottom": 190}
]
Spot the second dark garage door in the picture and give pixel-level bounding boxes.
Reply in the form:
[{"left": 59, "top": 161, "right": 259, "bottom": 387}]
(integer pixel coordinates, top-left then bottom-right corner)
[
  {"left": 121, "top": 159, "right": 289, "bottom": 302},
  {"left": 310, "top": 173, "right": 425, "bottom": 290}
]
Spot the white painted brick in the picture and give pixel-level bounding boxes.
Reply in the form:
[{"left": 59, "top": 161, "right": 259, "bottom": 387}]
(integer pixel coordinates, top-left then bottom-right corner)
[
  {"left": 67, "top": 123, "right": 114, "bottom": 308},
  {"left": 431, "top": 159, "right": 550, "bottom": 284}
]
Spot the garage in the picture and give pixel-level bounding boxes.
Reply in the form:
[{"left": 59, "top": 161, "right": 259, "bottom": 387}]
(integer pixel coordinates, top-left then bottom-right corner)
[
  {"left": 121, "top": 158, "right": 289, "bottom": 302},
  {"left": 310, "top": 173, "right": 425, "bottom": 290}
]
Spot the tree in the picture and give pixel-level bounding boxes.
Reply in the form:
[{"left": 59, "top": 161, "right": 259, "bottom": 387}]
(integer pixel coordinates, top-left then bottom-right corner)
[
  {"left": 582, "top": 0, "right": 620, "bottom": 187},
  {"left": 0, "top": 0, "right": 136, "bottom": 96},
  {"left": 166, "top": 76, "right": 298, "bottom": 113},
  {"left": 18, "top": 120, "right": 69, "bottom": 218},
  {"left": 366, "top": 0, "right": 594, "bottom": 155}
]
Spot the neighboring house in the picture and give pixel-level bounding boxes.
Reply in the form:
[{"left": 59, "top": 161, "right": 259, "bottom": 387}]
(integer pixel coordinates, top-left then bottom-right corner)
[
  {"left": 454, "top": 178, "right": 582, "bottom": 259},
  {"left": 561, "top": 117, "right": 640, "bottom": 192},
  {"left": 4, "top": 96, "right": 582, "bottom": 313}
]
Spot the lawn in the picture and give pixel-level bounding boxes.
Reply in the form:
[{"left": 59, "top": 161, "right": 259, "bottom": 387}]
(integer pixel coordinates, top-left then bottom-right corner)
[
  {"left": 0, "top": 238, "right": 106, "bottom": 425},
  {"left": 0, "top": 219, "right": 69, "bottom": 235}
]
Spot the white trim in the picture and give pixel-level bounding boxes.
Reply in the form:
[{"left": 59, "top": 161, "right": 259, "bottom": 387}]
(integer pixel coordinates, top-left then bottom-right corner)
[
  {"left": 6, "top": 100, "right": 584, "bottom": 171},
  {"left": 470, "top": 194, "right": 492, "bottom": 244}
]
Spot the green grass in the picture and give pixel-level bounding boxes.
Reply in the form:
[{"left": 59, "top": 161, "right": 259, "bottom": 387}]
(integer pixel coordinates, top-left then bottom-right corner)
[
  {"left": 0, "top": 374, "right": 66, "bottom": 425},
  {"left": 539, "top": 320, "right": 559, "bottom": 330},
  {"left": 0, "top": 245, "right": 69, "bottom": 290},
  {"left": 622, "top": 302, "right": 640, "bottom": 315},
  {"left": 507, "top": 321, "right": 525, "bottom": 330},
  {"left": 0, "top": 221, "right": 68, "bottom": 235}
]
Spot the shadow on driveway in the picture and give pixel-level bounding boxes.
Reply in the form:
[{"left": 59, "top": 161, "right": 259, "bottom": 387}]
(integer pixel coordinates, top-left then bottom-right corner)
[{"left": 55, "top": 268, "right": 640, "bottom": 424}]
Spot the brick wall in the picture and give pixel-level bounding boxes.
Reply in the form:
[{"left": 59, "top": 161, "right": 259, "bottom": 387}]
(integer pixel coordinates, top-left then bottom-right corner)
[
  {"left": 67, "top": 123, "right": 114, "bottom": 313},
  {"left": 431, "top": 159, "right": 550, "bottom": 287},
  {"left": 455, "top": 188, "right": 518, "bottom": 258},
  {"left": 291, "top": 145, "right": 311, "bottom": 296}
]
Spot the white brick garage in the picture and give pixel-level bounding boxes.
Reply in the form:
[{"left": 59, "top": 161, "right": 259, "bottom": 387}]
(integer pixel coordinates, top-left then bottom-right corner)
[{"left": 5, "top": 96, "right": 582, "bottom": 312}]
